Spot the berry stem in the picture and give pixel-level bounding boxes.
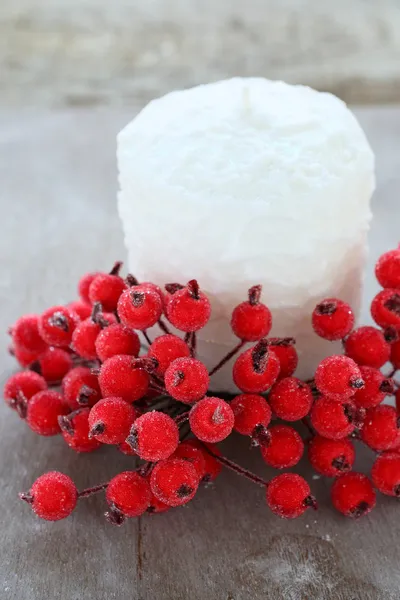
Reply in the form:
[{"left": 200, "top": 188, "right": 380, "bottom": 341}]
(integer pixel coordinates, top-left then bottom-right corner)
[
  {"left": 201, "top": 444, "right": 268, "bottom": 488},
  {"left": 158, "top": 318, "right": 171, "bottom": 335},
  {"left": 78, "top": 482, "right": 109, "bottom": 498},
  {"left": 142, "top": 331, "right": 152, "bottom": 346},
  {"left": 190, "top": 332, "right": 197, "bottom": 358},
  {"left": 302, "top": 417, "right": 315, "bottom": 438},
  {"left": 209, "top": 340, "right": 246, "bottom": 376}
]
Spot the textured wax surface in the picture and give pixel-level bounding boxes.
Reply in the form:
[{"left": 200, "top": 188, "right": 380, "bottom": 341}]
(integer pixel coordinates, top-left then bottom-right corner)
[{"left": 118, "top": 77, "right": 375, "bottom": 391}]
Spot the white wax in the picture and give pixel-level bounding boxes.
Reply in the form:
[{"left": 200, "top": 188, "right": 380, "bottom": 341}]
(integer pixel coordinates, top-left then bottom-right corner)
[{"left": 117, "top": 78, "right": 375, "bottom": 392}]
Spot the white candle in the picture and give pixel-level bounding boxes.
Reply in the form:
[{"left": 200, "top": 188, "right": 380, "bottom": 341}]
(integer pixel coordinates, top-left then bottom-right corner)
[{"left": 117, "top": 78, "right": 375, "bottom": 392}]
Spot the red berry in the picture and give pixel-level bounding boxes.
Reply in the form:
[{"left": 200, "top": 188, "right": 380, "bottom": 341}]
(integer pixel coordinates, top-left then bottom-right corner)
[
  {"left": 59, "top": 408, "right": 101, "bottom": 453},
  {"left": 3, "top": 371, "right": 47, "bottom": 410},
  {"left": 95, "top": 324, "right": 140, "bottom": 362},
  {"left": 164, "top": 357, "right": 209, "bottom": 403},
  {"left": 147, "top": 488, "right": 171, "bottom": 514},
  {"left": 171, "top": 440, "right": 207, "bottom": 479},
  {"left": 331, "top": 472, "right": 376, "bottom": 518},
  {"left": 315, "top": 355, "right": 364, "bottom": 400},
  {"left": 310, "top": 397, "right": 358, "bottom": 440},
  {"left": 233, "top": 341, "right": 280, "bottom": 393},
  {"left": 312, "top": 298, "right": 354, "bottom": 341},
  {"left": 67, "top": 300, "right": 92, "bottom": 320},
  {"left": 185, "top": 440, "right": 222, "bottom": 482},
  {"left": 118, "top": 440, "right": 137, "bottom": 456},
  {"left": 344, "top": 326, "right": 391, "bottom": 369},
  {"left": 26, "top": 390, "right": 69, "bottom": 436},
  {"left": 38, "top": 306, "right": 79, "bottom": 347},
  {"left": 150, "top": 458, "right": 199, "bottom": 507},
  {"left": 21, "top": 471, "right": 77, "bottom": 521},
  {"left": 11, "top": 314, "right": 47, "bottom": 354},
  {"left": 260, "top": 425, "right": 304, "bottom": 469},
  {"left": 78, "top": 271, "right": 100, "bottom": 303},
  {"left": 105, "top": 472, "right": 151, "bottom": 523},
  {"left": 266, "top": 474, "right": 316, "bottom": 519},
  {"left": 88, "top": 262, "right": 126, "bottom": 312},
  {"left": 308, "top": 435, "right": 355, "bottom": 477},
  {"left": 361, "top": 405, "right": 399, "bottom": 451},
  {"left": 62, "top": 366, "right": 101, "bottom": 410},
  {"left": 352, "top": 366, "right": 394, "bottom": 409},
  {"left": 13, "top": 346, "right": 39, "bottom": 368},
  {"left": 269, "top": 377, "right": 313, "bottom": 421},
  {"left": 371, "top": 289, "right": 400, "bottom": 328},
  {"left": 267, "top": 338, "right": 298, "bottom": 379},
  {"left": 148, "top": 335, "right": 190, "bottom": 376},
  {"left": 375, "top": 248, "right": 400, "bottom": 289},
  {"left": 371, "top": 452, "right": 400, "bottom": 496},
  {"left": 127, "top": 411, "right": 179, "bottom": 461},
  {"left": 189, "top": 397, "right": 234, "bottom": 443},
  {"left": 230, "top": 394, "right": 271, "bottom": 436},
  {"left": 231, "top": 285, "right": 272, "bottom": 341},
  {"left": 117, "top": 285, "right": 163, "bottom": 330},
  {"left": 391, "top": 338, "right": 400, "bottom": 370},
  {"left": 32, "top": 347, "right": 73, "bottom": 384},
  {"left": 71, "top": 304, "right": 114, "bottom": 360},
  {"left": 88, "top": 397, "right": 137, "bottom": 444},
  {"left": 98, "top": 355, "right": 150, "bottom": 403},
  {"left": 165, "top": 280, "right": 211, "bottom": 332}
]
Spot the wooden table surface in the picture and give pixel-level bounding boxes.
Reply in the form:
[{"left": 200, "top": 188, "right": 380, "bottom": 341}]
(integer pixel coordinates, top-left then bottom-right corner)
[{"left": 1, "top": 107, "right": 399, "bottom": 600}]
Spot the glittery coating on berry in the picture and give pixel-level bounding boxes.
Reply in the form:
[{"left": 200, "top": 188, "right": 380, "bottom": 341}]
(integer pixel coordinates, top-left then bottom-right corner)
[
  {"left": 352, "top": 366, "right": 393, "bottom": 409},
  {"left": 150, "top": 458, "right": 199, "bottom": 507},
  {"left": 331, "top": 472, "right": 376, "bottom": 518},
  {"left": 127, "top": 411, "right": 179, "bottom": 461},
  {"left": 60, "top": 408, "right": 102, "bottom": 453},
  {"left": 95, "top": 324, "right": 140, "bottom": 362},
  {"left": 62, "top": 366, "right": 101, "bottom": 410},
  {"left": 11, "top": 314, "right": 48, "bottom": 354},
  {"left": 98, "top": 355, "right": 150, "bottom": 403},
  {"left": 67, "top": 300, "right": 92, "bottom": 321},
  {"left": 187, "top": 440, "right": 222, "bottom": 481},
  {"left": 78, "top": 272, "right": 100, "bottom": 303},
  {"left": 164, "top": 357, "right": 209, "bottom": 403},
  {"left": 230, "top": 394, "right": 271, "bottom": 436},
  {"left": 106, "top": 472, "right": 151, "bottom": 517},
  {"left": 344, "top": 326, "right": 390, "bottom": 369},
  {"left": 165, "top": 281, "right": 211, "bottom": 332},
  {"left": 89, "top": 271, "right": 126, "bottom": 312},
  {"left": 375, "top": 248, "right": 400, "bottom": 289},
  {"left": 371, "top": 452, "right": 400, "bottom": 496},
  {"left": 233, "top": 343, "right": 280, "bottom": 393},
  {"left": 28, "top": 472, "right": 77, "bottom": 521},
  {"left": 26, "top": 390, "right": 69, "bottom": 436},
  {"left": 117, "top": 285, "right": 163, "bottom": 330},
  {"left": 71, "top": 319, "right": 102, "bottom": 360},
  {"left": 189, "top": 397, "right": 234, "bottom": 443},
  {"left": 315, "top": 355, "right": 363, "bottom": 400},
  {"left": 171, "top": 440, "right": 207, "bottom": 479},
  {"left": 310, "top": 397, "right": 356, "bottom": 440},
  {"left": 148, "top": 335, "right": 191, "bottom": 376},
  {"left": 312, "top": 298, "right": 354, "bottom": 341},
  {"left": 231, "top": 287, "right": 272, "bottom": 341},
  {"left": 3, "top": 371, "right": 47, "bottom": 409},
  {"left": 361, "top": 405, "right": 399, "bottom": 451},
  {"left": 260, "top": 425, "right": 304, "bottom": 469},
  {"left": 266, "top": 474, "right": 314, "bottom": 519},
  {"left": 38, "top": 306, "right": 79, "bottom": 347},
  {"left": 371, "top": 289, "right": 400, "bottom": 328},
  {"left": 267, "top": 338, "right": 298, "bottom": 379},
  {"left": 88, "top": 397, "right": 137, "bottom": 444},
  {"left": 308, "top": 435, "right": 355, "bottom": 477},
  {"left": 269, "top": 377, "right": 313, "bottom": 421},
  {"left": 34, "top": 347, "right": 73, "bottom": 384}
]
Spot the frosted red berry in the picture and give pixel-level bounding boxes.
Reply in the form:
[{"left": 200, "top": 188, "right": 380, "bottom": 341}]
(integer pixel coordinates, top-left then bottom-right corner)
[
  {"left": 13, "top": 345, "right": 39, "bottom": 368},
  {"left": 38, "top": 306, "right": 78, "bottom": 347},
  {"left": 165, "top": 280, "right": 211, "bottom": 332},
  {"left": 310, "top": 397, "right": 358, "bottom": 440},
  {"left": 95, "top": 324, "right": 140, "bottom": 362},
  {"left": 21, "top": 471, "right": 77, "bottom": 521},
  {"left": 32, "top": 347, "right": 73, "bottom": 384},
  {"left": 26, "top": 390, "right": 69, "bottom": 436},
  {"left": 269, "top": 377, "right": 313, "bottom": 421},
  {"left": 171, "top": 440, "right": 207, "bottom": 479},
  {"left": 375, "top": 248, "right": 400, "bottom": 289},
  {"left": 148, "top": 335, "right": 191, "bottom": 376},
  {"left": 390, "top": 338, "right": 400, "bottom": 370},
  {"left": 186, "top": 440, "right": 222, "bottom": 482},
  {"left": 230, "top": 394, "right": 271, "bottom": 436},
  {"left": 11, "top": 314, "right": 47, "bottom": 354},
  {"left": 361, "top": 405, "right": 399, "bottom": 451},
  {"left": 88, "top": 262, "right": 126, "bottom": 312},
  {"left": 105, "top": 472, "right": 151, "bottom": 523},
  {"left": 78, "top": 271, "right": 100, "bottom": 303},
  {"left": 371, "top": 452, "right": 400, "bottom": 496},
  {"left": 150, "top": 458, "right": 199, "bottom": 507},
  {"left": 117, "top": 285, "right": 163, "bottom": 330},
  {"left": 59, "top": 408, "right": 101, "bottom": 453},
  {"left": 371, "top": 289, "right": 400, "bottom": 328},
  {"left": 118, "top": 440, "right": 137, "bottom": 456},
  {"left": 308, "top": 435, "right": 355, "bottom": 477},
  {"left": 98, "top": 355, "right": 150, "bottom": 403},
  {"left": 231, "top": 285, "right": 272, "bottom": 341},
  {"left": 62, "top": 366, "right": 101, "bottom": 410},
  {"left": 352, "top": 366, "right": 394, "bottom": 409},
  {"left": 164, "top": 357, "right": 209, "bottom": 403},
  {"left": 312, "top": 298, "right": 354, "bottom": 341},
  {"left": 4, "top": 371, "right": 47, "bottom": 410},
  {"left": 147, "top": 488, "right": 171, "bottom": 514},
  {"left": 127, "top": 411, "right": 179, "bottom": 461},
  {"left": 233, "top": 340, "right": 280, "bottom": 393},
  {"left": 331, "top": 472, "right": 376, "bottom": 518},
  {"left": 71, "top": 303, "right": 112, "bottom": 360},
  {"left": 67, "top": 300, "right": 92, "bottom": 321},
  {"left": 344, "top": 326, "right": 391, "bottom": 369},
  {"left": 315, "top": 355, "right": 364, "bottom": 400},
  {"left": 260, "top": 425, "right": 304, "bottom": 469},
  {"left": 88, "top": 397, "right": 137, "bottom": 444},
  {"left": 189, "top": 397, "right": 234, "bottom": 443},
  {"left": 267, "top": 338, "right": 298, "bottom": 379},
  {"left": 266, "top": 474, "right": 316, "bottom": 519}
]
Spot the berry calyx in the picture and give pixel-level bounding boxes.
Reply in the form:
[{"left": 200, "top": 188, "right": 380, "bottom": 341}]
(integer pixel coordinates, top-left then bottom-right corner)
[
  {"left": 267, "top": 338, "right": 298, "bottom": 379},
  {"left": 260, "top": 425, "right": 304, "bottom": 469},
  {"left": 268, "top": 377, "right": 313, "bottom": 421},
  {"left": 62, "top": 366, "right": 101, "bottom": 410},
  {"left": 11, "top": 314, "right": 47, "bottom": 354},
  {"left": 165, "top": 280, "right": 211, "bottom": 332},
  {"left": 371, "top": 452, "right": 400, "bottom": 496},
  {"left": 230, "top": 285, "right": 272, "bottom": 341},
  {"left": 20, "top": 471, "right": 77, "bottom": 521},
  {"left": 148, "top": 335, "right": 190, "bottom": 376},
  {"left": 4, "top": 371, "right": 47, "bottom": 411},
  {"left": 310, "top": 397, "right": 359, "bottom": 440},
  {"left": 344, "top": 326, "right": 391, "bottom": 369},
  {"left": 88, "top": 397, "right": 137, "bottom": 444},
  {"left": 375, "top": 248, "right": 400, "bottom": 289},
  {"left": 266, "top": 474, "right": 316, "bottom": 519},
  {"left": 150, "top": 458, "right": 199, "bottom": 507},
  {"left": 105, "top": 472, "right": 151, "bottom": 524},
  {"left": 315, "top": 355, "right": 364, "bottom": 400},
  {"left": 352, "top": 366, "right": 394, "bottom": 409},
  {"left": 371, "top": 289, "right": 400, "bottom": 328},
  {"left": 26, "top": 390, "right": 69, "bottom": 436},
  {"left": 361, "top": 405, "right": 399, "bottom": 451},
  {"left": 31, "top": 347, "right": 73, "bottom": 384},
  {"left": 312, "top": 298, "right": 354, "bottom": 341},
  {"left": 164, "top": 357, "right": 209, "bottom": 403},
  {"left": 59, "top": 408, "right": 101, "bottom": 453},
  {"left": 230, "top": 394, "right": 272, "bottom": 436},
  {"left": 233, "top": 340, "right": 280, "bottom": 393},
  {"left": 171, "top": 440, "right": 207, "bottom": 480},
  {"left": 189, "top": 397, "right": 234, "bottom": 443},
  {"left": 38, "top": 306, "right": 79, "bottom": 347},
  {"left": 331, "top": 472, "right": 376, "bottom": 518},
  {"left": 98, "top": 355, "right": 150, "bottom": 403},
  {"left": 88, "top": 262, "right": 126, "bottom": 312},
  {"left": 308, "top": 435, "right": 355, "bottom": 477},
  {"left": 95, "top": 324, "right": 140, "bottom": 362},
  {"left": 126, "top": 411, "right": 179, "bottom": 461},
  {"left": 117, "top": 284, "right": 163, "bottom": 330}
]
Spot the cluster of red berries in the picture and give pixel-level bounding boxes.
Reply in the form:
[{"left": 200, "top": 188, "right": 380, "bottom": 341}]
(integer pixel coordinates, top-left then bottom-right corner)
[{"left": 5, "top": 246, "right": 400, "bottom": 524}]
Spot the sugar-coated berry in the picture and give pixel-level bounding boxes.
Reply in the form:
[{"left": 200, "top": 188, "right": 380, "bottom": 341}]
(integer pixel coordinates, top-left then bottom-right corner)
[
  {"left": 308, "top": 435, "right": 355, "bottom": 477},
  {"left": 165, "top": 280, "right": 211, "bottom": 332},
  {"left": 67, "top": 300, "right": 92, "bottom": 320},
  {"left": 95, "top": 324, "right": 140, "bottom": 362},
  {"left": 62, "top": 366, "right": 101, "bottom": 410},
  {"left": 266, "top": 474, "right": 316, "bottom": 519},
  {"left": 233, "top": 341, "right": 280, "bottom": 393},
  {"left": 344, "top": 326, "right": 391, "bottom": 369},
  {"left": 171, "top": 440, "right": 207, "bottom": 479},
  {"left": 32, "top": 347, "right": 73, "bottom": 384},
  {"left": 106, "top": 472, "right": 151, "bottom": 521},
  {"left": 352, "top": 366, "right": 394, "bottom": 409},
  {"left": 71, "top": 306, "right": 111, "bottom": 360},
  {"left": 13, "top": 346, "right": 39, "bottom": 368},
  {"left": 3, "top": 371, "right": 47, "bottom": 410},
  {"left": 147, "top": 488, "right": 171, "bottom": 514},
  {"left": 375, "top": 248, "right": 400, "bottom": 289},
  {"left": 118, "top": 440, "right": 137, "bottom": 456},
  {"left": 98, "top": 355, "right": 150, "bottom": 403},
  {"left": 371, "top": 452, "right": 400, "bottom": 496},
  {"left": 88, "top": 397, "right": 137, "bottom": 444},
  {"left": 312, "top": 298, "right": 354, "bottom": 341},
  {"left": 189, "top": 397, "right": 234, "bottom": 443},
  {"left": 127, "top": 411, "right": 179, "bottom": 461},
  {"left": 117, "top": 285, "right": 163, "bottom": 330},
  {"left": 331, "top": 472, "right": 376, "bottom": 518},
  {"left": 22, "top": 472, "right": 77, "bottom": 521},
  {"left": 371, "top": 289, "right": 400, "bottom": 328},
  {"left": 164, "top": 357, "right": 209, "bottom": 403},
  {"left": 78, "top": 271, "right": 100, "bottom": 303},
  {"left": 230, "top": 394, "right": 271, "bottom": 436},
  {"left": 260, "top": 425, "right": 304, "bottom": 469},
  {"left": 150, "top": 458, "right": 199, "bottom": 507},
  {"left": 148, "top": 335, "right": 191, "bottom": 376},
  {"left": 59, "top": 408, "right": 101, "bottom": 453},
  {"left": 315, "top": 355, "right": 364, "bottom": 400},
  {"left": 361, "top": 405, "right": 399, "bottom": 451},
  {"left": 310, "top": 397, "right": 357, "bottom": 440},
  {"left": 390, "top": 338, "right": 400, "bottom": 370},
  {"left": 267, "top": 338, "right": 298, "bottom": 379},
  {"left": 269, "top": 377, "right": 313, "bottom": 421},
  {"left": 38, "top": 306, "right": 79, "bottom": 347},
  {"left": 11, "top": 314, "right": 47, "bottom": 354},
  {"left": 185, "top": 440, "right": 222, "bottom": 481},
  {"left": 230, "top": 285, "right": 272, "bottom": 341},
  {"left": 26, "top": 390, "right": 69, "bottom": 436},
  {"left": 88, "top": 263, "right": 126, "bottom": 312}
]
